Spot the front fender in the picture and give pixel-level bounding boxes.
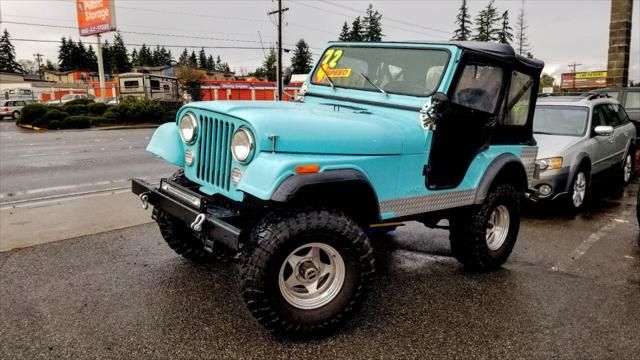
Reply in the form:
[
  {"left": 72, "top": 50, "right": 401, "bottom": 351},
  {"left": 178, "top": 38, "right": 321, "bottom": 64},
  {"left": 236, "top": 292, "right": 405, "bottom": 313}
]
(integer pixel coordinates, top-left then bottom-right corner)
[
  {"left": 473, "top": 153, "right": 527, "bottom": 204},
  {"left": 146, "top": 122, "right": 185, "bottom": 167}
]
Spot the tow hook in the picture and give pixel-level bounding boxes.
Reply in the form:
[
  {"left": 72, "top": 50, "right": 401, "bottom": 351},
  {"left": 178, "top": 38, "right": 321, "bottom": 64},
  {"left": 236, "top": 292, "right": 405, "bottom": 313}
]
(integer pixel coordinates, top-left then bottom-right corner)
[
  {"left": 190, "top": 213, "right": 206, "bottom": 232},
  {"left": 139, "top": 192, "right": 150, "bottom": 210}
]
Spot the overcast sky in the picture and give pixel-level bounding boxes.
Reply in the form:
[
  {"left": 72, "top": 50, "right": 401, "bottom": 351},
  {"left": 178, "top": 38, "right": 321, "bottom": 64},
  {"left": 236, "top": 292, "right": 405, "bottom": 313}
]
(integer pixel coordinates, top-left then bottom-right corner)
[{"left": 1, "top": 0, "right": 638, "bottom": 82}]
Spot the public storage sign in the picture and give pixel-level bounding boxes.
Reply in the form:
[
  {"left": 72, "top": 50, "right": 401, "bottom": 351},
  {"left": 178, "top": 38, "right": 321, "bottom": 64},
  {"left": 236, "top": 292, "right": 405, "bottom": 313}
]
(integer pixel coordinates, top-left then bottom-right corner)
[{"left": 76, "top": 0, "right": 117, "bottom": 36}]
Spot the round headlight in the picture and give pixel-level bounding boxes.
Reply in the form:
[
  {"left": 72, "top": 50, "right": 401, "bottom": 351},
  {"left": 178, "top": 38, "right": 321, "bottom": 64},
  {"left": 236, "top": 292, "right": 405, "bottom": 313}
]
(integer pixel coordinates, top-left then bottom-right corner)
[
  {"left": 231, "top": 127, "right": 254, "bottom": 163},
  {"left": 178, "top": 112, "right": 198, "bottom": 144}
]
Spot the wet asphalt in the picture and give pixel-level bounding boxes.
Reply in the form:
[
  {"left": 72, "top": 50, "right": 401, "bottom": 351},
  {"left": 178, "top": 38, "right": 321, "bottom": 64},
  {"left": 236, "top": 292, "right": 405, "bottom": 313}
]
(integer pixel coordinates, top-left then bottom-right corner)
[{"left": 1, "top": 183, "right": 639, "bottom": 359}]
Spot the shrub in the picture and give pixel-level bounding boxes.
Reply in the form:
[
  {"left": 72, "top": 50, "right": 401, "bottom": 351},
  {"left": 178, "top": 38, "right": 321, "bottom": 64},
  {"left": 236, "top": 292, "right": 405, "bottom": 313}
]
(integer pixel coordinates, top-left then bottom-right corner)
[
  {"left": 63, "top": 98, "right": 93, "bottom": 107},
  {"left": 60, "top": 115, "right": 92, "bottom": 129},
  {"left": 47, "top": 120, "right": 62, "bottom": 130},
  {"left": 35, "top": 109, "right": 69, "bottom": 128},
  {"left": 64, "top": 104, "right": 88, "bottom": 116},
  {"left": 87, "top": 102, "right": 108, "bottom": 116},
  {"left": 18, "top": 104, "right": 47, "bottom": 125}
]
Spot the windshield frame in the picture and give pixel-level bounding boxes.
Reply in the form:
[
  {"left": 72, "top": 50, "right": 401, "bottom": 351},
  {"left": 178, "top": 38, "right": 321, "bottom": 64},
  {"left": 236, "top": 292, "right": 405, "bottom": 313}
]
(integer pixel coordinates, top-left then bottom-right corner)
[
  {"left": 310, "top": 45, "right": 452, "bottom": 98},
  {"left": 533, "top": 105, "right": 590, "bottom": 137}
]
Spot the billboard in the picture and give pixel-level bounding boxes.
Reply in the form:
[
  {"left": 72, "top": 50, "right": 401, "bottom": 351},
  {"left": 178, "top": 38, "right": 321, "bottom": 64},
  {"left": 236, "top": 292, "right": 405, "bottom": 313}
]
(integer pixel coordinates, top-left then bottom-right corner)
[
  {"left": 76, "top": 0, "right": 117, "bottom": 36},
  {"left": 560, "top": 71, "right": 607, "bottom": 89}
]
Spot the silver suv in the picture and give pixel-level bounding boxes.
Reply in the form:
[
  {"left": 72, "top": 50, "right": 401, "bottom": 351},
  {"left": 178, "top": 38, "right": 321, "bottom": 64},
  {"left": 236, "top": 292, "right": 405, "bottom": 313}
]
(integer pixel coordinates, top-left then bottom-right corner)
[
  {"left": 1, "top": 100, "right": 34, "bottom": 119},
  {"left": 530, "top": 94, "right": 635, "bottom": 209}
]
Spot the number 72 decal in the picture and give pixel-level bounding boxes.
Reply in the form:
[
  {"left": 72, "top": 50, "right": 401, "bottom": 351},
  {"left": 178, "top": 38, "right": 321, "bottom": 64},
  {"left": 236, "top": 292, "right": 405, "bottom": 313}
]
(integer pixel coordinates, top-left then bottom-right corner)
[{"left": 315, "top": 49, "right": 351, "bottom": 82}]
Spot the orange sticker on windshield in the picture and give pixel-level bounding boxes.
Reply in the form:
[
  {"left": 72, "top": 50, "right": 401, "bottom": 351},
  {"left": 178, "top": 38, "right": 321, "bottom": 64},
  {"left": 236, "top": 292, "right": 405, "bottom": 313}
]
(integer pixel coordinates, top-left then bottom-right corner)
[
  {"left": 316, "top": 49, "right": 344, "bottom": 82},
  {"left": 323, "top": 68, "right": 351, "bottom": 78}
]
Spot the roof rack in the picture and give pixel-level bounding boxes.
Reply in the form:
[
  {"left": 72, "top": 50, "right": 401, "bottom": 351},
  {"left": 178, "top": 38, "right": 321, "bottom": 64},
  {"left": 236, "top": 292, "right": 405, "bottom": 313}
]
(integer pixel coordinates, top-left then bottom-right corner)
[
  {"left": 584, "top": 93, "right": 610, "bottom": 100},
  {"left": 538, "top": 92, "right": 610, "bottom": 100}
]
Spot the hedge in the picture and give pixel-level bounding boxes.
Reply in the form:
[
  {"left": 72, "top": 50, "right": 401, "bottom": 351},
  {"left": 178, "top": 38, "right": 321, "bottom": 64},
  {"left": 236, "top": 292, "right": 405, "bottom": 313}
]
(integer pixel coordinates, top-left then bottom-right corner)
[
  {"left": 64, "top": 104, "right": 88, "bottom": 116},
  {"left": 18, "top": 104, "right": 48, "bottom": 125},
  {"left": 17, "top": 98, "right": 178, "bottom": 130},
  {"left": 87, "top": 102, "right": 108, "bottom": 116}
]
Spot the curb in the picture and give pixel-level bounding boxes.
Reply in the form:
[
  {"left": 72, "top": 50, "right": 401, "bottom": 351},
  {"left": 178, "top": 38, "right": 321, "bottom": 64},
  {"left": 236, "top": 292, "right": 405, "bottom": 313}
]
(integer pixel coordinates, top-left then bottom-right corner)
[
  {"left": 16, "top": 124, "right": 45, "bottom": 131},
  {"left": 93, "top": 124, "right": 160, "bottom": 131}
]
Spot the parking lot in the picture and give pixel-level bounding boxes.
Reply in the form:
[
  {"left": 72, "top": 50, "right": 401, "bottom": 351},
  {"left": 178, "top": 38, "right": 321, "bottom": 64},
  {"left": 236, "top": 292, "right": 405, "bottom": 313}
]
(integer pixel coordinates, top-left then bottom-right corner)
[{"left": 1, "top": 142, "right": 638, "bottom": 359}]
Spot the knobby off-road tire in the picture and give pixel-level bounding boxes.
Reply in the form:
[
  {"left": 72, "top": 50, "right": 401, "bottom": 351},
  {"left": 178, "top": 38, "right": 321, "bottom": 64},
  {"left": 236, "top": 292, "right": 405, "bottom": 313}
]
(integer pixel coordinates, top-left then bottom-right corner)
[
  {"left": 239, "top": 208, "right": 375, "bottom": 337},
  {"left": 449, "top": 183, "right": 520, "bottom": 272},
  {"left": 154, "top": 169, "right": 216, "bottom": 262}
]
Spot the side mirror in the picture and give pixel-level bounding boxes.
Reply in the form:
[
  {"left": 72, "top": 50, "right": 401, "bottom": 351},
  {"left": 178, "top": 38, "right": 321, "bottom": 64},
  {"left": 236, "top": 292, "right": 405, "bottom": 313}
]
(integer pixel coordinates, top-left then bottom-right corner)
[
  {"left": 594, "top": 125, "right": 614, "bottom": 137},
  {"left": 283, "top": 67, "right": 292, "bottom": 86}
]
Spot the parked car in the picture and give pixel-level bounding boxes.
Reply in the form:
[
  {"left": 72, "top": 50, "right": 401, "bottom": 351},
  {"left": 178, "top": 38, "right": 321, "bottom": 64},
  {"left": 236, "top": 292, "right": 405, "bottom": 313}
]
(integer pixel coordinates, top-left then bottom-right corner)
[
  {"left": 131, "top": 41, "right": 543, "bottom": 336},
  {"left": 1, "top": 99, "right": 31, "bottom": 119},
  {"left": 591, "top": 87, "right": 640, "bottom": 124},
  {"left": 46, "top": 93, "right": 96, "bottom": 105},
  {"left": 530, "top": 94, "right": 635, "bottom": 209}
]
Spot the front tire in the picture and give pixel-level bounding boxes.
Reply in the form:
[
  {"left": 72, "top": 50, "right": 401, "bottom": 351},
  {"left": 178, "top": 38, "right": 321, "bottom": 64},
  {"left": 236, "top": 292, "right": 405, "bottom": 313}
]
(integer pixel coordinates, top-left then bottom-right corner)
[
  {"left": 449, "top": 183, "right": 520, "bottom": 271},
  {"left": 567, "top": 169, "right": 589, "bottom": 210},
  {"left": 239, "top": 208, "right": 375, "bottom": 337},
  {"left": 620, "top": 152, "right": 633, "bottom": 186}
]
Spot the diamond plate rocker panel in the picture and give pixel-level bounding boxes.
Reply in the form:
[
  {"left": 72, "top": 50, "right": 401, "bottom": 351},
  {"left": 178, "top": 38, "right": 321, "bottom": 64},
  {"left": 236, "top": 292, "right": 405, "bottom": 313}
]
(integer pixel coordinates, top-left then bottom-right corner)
[{"left": 379, "top": 189, "right": 476, "bottom": 218}]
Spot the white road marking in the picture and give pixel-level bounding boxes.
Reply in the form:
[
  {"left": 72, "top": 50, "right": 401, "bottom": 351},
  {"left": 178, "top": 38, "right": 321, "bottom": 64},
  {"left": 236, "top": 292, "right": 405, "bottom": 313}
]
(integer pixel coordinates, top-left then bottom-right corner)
[{"left": 552, "top": 208, "right": 632, "bottom": 272}]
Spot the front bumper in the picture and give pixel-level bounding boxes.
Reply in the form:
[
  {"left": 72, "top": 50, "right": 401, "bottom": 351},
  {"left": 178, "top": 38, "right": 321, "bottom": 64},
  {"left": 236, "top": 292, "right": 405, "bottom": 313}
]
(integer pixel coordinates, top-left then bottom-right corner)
[
  {"left": 529, "top": 167, "right": 571, "bottom": 201},
  {"left": 131, "top": 178, "right": 241, "bottom": 251}
]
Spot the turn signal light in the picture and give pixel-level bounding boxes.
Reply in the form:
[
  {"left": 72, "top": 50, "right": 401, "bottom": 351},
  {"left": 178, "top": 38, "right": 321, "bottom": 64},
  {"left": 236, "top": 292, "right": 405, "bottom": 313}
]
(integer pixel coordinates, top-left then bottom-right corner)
[{"left": 295, "top": 164, "right": 320, "bottom": 174}]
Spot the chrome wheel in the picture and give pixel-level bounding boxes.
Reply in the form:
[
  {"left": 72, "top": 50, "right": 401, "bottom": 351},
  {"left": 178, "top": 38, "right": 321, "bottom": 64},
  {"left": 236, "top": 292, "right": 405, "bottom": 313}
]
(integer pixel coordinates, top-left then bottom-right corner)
[
  {"left": 572, "top": 172, "right": 587, "bottom": 208},
  {"left": 623, "top": 154, "right": 632, "bottom": 183},
  {"left": 486, "top": 205, "right": 510, "bottom": 251},
  {"left": 278, "top": 242, "right": 345, "bottom": 310}
]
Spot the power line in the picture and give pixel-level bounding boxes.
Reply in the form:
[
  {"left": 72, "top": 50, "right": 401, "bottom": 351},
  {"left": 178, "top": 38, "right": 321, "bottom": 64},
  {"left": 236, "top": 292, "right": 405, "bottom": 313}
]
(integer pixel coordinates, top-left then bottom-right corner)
[{"left": 8, "top": 38, "right": 270, "bottom": 50}]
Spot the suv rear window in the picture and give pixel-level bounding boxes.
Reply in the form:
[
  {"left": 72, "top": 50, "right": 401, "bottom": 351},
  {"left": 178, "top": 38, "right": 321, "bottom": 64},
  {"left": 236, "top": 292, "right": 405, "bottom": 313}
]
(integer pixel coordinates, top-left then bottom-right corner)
[{"left": 625, "top": 92, "right": 640, "bottom": 109}]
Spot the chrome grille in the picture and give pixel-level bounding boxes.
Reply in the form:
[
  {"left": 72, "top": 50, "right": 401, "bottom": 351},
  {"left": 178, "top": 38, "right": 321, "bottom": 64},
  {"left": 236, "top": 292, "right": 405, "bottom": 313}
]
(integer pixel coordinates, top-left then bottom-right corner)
[{"left": 196, "top": 115, "right": 235, "bottom": 191}]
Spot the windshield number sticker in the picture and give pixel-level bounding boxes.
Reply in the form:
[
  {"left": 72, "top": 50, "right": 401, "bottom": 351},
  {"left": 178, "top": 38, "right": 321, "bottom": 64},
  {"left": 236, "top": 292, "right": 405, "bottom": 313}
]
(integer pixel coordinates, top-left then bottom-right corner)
[{"left": 316, "top": 49, "right": 344, "bottom": 82}]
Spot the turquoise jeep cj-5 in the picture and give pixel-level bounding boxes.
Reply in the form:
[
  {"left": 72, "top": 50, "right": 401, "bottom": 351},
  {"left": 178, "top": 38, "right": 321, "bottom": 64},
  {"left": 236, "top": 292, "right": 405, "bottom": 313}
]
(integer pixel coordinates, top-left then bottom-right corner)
[{"left": 132, "top": 41, "right": 543, "bottom": 336}]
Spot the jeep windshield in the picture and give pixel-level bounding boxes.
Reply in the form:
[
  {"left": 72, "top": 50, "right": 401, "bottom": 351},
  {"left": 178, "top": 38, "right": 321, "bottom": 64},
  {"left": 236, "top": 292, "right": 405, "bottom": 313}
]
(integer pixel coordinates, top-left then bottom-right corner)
[
  {"left": 310, "top": 46, "right": 449, "bottom": 97},
  {"left": 533, "top": 106, "right": 589, "bottom": 137}
]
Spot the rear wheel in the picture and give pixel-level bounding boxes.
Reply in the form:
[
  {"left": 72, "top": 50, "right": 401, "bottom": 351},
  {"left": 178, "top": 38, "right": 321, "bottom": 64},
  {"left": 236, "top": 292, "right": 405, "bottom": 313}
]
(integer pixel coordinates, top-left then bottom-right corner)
[
  {"left": 240, "top": 208, "right": 374, "bottom": 337},
  {"left": 11, "top": 111, "right": 19, "bottom": 120},
  {"left": 449, "top": 183, "right": 520, "bottom": 271}
]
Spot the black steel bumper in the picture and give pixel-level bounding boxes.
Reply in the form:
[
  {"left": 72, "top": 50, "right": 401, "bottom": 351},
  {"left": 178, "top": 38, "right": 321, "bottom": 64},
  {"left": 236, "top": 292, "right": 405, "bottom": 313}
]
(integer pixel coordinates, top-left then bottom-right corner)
[{"left": 131, "top": 178, "right": 241, "bottom": 251}]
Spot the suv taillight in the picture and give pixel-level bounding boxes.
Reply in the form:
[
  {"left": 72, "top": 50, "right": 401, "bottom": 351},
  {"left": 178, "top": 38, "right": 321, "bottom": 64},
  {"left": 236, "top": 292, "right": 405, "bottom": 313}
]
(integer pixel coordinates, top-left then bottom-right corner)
[{"left": 2, "top": 107, "right": 8, "bottom": 112}]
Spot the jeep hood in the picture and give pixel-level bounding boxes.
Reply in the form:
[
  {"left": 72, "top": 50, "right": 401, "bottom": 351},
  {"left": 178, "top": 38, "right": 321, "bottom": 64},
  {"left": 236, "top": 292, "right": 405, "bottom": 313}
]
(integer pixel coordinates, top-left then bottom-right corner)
[
  {"left": 534, "top": 133, "right": 583, "bottom": 159},
  {"left": 187, "top": 101, "right": 424, "bottom": 155}
]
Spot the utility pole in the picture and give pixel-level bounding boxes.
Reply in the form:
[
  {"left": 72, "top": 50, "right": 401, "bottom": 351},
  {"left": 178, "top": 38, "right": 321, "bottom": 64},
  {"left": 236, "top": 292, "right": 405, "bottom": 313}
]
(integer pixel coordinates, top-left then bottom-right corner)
[
  {"left": 568, "top": 62, "right": 581, "bottom": 91},
  {"left": 33, "top": 53, "right": 43, "bottom": 80},
  {"left": 268, "top": 1, "right": 289, "bottom": 101}
]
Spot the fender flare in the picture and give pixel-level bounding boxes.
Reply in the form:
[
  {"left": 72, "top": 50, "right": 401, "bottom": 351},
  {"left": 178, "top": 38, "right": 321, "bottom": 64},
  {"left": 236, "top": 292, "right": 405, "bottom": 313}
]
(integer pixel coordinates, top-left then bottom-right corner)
[
  {"left": 474, "top": 153, "right": 527, "bottom": 204},
  {"left": 271, "top": 169, "right": 378, "bottom": 203},
  {"left": 567, "top": 152, "right": 591, "bottom": 190}
]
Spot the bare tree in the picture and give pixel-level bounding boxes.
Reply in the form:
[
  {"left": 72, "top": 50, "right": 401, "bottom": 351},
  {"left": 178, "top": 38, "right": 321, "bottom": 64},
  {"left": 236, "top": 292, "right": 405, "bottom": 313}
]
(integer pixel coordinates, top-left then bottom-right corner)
[{"left": 515, "top": 0, "right": 531, "bottom": 56}]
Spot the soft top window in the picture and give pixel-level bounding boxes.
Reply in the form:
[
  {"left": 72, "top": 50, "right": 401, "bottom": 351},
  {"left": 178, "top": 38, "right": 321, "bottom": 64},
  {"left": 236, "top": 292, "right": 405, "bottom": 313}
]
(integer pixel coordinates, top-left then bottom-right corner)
[{"left": 452, "top": 64, "right": 503, "bottom": 113}]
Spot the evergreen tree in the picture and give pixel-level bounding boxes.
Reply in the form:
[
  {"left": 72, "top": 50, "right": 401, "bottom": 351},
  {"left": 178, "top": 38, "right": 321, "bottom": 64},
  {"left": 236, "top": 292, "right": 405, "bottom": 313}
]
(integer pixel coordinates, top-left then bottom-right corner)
[
  {"left": 339, "top": 21, "right": 350, "bottom": 41},
  {"left": 86, "top": 45, "right": 98, "bottom": 72},
  {"left": 515, "top": 0, "right": 531, "bottom": 55},
  {"left": 111, "top": 32, "right": 131, "bottom": 72},
  {"left": 70, "top": 39, "right": 86, "bottom": 69},
  {"left": 178, "top": 48, "right": 189, "bottom": 65},
  {"left": 160, "top": 47, "right": 172, "bottom": 66},
  {"left": 206, "top": 55, "right": 215, "bottom": 71},
  {"left": 473, "top": 0, "right": 501, "bottom": 42},
  {"left": 362, "top": 4, "right": 383, "bottom": 42},
  {"left": 215, "top": 55, "right": 223, "bottom": 71},
  {"left": 290, "top": 39, "right": 313, "bottom": 74},
  {"left": 0, "top": 30, "right": 23, "bottom": 73},
  {"left": 136, "top": 44, "right": 153, "bottom": 66},
  {"left": 130, "top": 48, "right": 138, "bottom": 65},
  {"left": 452, "top": 0, "right": 472, "bottom": 41},
  {"left": 188, "top": 51, "right": 198, "bottom": 67},
  {"left": 101, "top": 40, "right": 112, "bottom": 74},
  {"left": 58, "top": 37, "right": 73, "bottom": 71},
  {"left": 198, "top": 47, "right": 207, "bottom": 69},
  {"left": 258, "top": 48, "right": 277, "bottom": 81},
  {"left": 498, "top": 11, "right": 514, "bottom": 44},
  {"left": 152, "top": 45, "right": 162, "bottom": 66},
  {"left": 223, "top": 62, "right": 231, "bottom": 73},
  {"left": 349, "top": 17, "right": 364, "bottom": 41}
]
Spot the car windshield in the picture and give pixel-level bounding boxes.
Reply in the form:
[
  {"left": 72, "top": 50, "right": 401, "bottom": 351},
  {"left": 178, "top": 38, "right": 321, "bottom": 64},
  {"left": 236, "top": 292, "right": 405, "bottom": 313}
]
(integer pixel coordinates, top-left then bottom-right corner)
[
  {"left": 310, "top": 46, "right": 449, "bottom": 97},
  {"left": 533, "top": 105, "right": 589, "bottom": 137},
  {"left": 61, "top": 94, "right": 75, "bottom": 100}
]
